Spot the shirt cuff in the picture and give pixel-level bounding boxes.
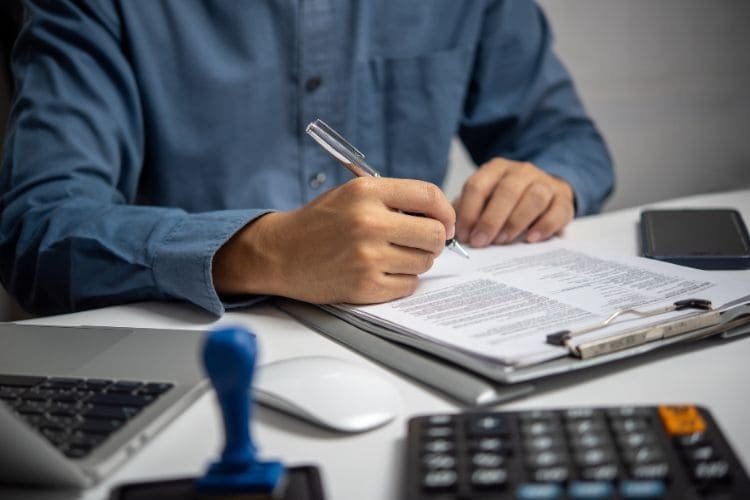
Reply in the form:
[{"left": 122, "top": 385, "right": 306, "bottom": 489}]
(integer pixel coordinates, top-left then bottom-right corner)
[{"left": 151, "top": 209, "right": 273, "bottom": 316}]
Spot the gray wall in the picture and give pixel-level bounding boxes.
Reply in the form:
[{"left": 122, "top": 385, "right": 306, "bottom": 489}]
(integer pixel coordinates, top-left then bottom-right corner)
[{"left": 445, "top": 0, "right": 750, "bottom": 211}]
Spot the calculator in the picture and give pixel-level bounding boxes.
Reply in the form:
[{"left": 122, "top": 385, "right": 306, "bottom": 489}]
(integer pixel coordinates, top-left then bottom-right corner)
[{"left": 405, "top": 405, "right": 749, "bottom": 499}]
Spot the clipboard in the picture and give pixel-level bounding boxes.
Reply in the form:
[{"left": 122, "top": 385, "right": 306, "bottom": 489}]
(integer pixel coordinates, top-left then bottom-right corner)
[{"left": 273, "top": 298, "right": 750, "bottom": 407}]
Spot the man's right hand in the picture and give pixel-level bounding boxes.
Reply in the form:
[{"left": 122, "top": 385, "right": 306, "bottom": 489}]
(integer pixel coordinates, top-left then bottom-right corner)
[{"left": 212, "top": 177, "right": 456, "bottom": 304}]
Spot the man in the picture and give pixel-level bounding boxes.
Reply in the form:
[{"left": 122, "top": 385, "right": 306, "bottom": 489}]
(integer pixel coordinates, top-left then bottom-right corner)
[{"left": 0, "top": 1, "right": 613, "bottom": 316}]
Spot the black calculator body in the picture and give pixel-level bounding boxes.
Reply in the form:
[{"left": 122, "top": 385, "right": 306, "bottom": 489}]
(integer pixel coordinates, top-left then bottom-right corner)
[{"left": 405, "top": 405, "right": 749, "bottom": 499}]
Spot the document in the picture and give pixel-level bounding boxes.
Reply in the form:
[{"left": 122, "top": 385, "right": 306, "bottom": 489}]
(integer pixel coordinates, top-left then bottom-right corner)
[{"left": 332, "top": 240, "right": 750, "bottom": 367}]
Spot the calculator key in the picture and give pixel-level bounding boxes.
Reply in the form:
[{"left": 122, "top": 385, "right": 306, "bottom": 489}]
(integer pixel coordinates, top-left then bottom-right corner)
[
  {"left": 606, "top": 407, "right": 651, "bottom": 419},
  {"left": 522, "top": 420, "right": 561, "bottom": 437},
  {"left": 472, "top": 452, "right": 504, "bottom": 468},
  {"left": 691, "top": 459, "right": 731, "bottom": 483},
  {"left": 422, "top": 439, "right": 454, "bottom": 454},
  {"left": 421, "top": 469, "right": 457, "bottom": 491},
  {"left": 612, "top": 418, "right": 649, "bottom": 434},
  {"left": 658, "top": 405, "right": 706, "bottom": 436},
  {"left": 526, "top": 450, "right": 568, "bottom": 468},
  {"left": 619, "top": 480, "right": 666, "bottom": 499},
  {"left": 567, "top": 419, "right": 606, "bottom": 435},
  {"left": 469, "top": 414, "right": 510, "bottom": 436},
  {"left": 524, "top": 435, "right": 565, "bottom": 452},
  {"left": 422, "top": 453, "right": 455, "bottom": 470},
  {"left": 571, "top": 433, "right": 610, "bottom": 450},
  {"left": 564, "top": 408, "right": 601, "bottom": 420},
  {"left": 630, "top": 462, "right": 670, "bottom": 480},
  {"left": 575, "top": 448, "right": 616, "bottom": 468},
  {"left": 684, "top": 444, "right": 715, "bottom": 462},
  {"left": 520, "top": 410, "right": 558, "bottom": 421},
  {"left": 425, "top": 415, "right": 453, "bottom": 426},
  {"left": 472, "top": 437, "right": 512, "bottom": 453},
  {"left": 470, "top": 468, "right": 508, "bottom": 489},
  {"left": 567, "top": 480, "right": 614, "bottom": 500},
  {"left": 674, "top": 432, "right": 708, "bottom": 448},
  {"left": 423, "top": 426, "right": 453, "bottom": 438},
  {"left": 516, "top": 482, "right": 563, "bottom": 499},
  {"left": 581, "top": 464, "right": 620, "bottom": 482},
  {"left": 617, "top": 432, "right": 657, "bottom": 449},
  {"left": 623, "top": 446, "right": 665, "bottom": 465},
  {"left": 530, "top": 466, "right": 570, "bottom": 483}
]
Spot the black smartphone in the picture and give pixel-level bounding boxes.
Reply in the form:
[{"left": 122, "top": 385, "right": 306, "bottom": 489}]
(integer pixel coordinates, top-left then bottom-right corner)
[{"left": 640, "top": 208, "right": 750, "bottom": 270}]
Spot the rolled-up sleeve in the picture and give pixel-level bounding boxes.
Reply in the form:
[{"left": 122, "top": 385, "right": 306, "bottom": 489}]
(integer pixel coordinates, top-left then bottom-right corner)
[
  {"left": 458, "top": 0, "right": 614, "bottom": 216},
  {"left": 0, "top": 0, "right": 260, "bottom": 316}
]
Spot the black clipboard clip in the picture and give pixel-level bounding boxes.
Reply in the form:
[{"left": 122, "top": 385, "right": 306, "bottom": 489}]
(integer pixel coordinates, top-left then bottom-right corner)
[{"left": 546, "top": 299, "right": 720, "bottom": 359}]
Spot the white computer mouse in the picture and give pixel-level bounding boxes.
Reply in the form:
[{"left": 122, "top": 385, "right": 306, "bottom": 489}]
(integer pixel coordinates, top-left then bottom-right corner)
[{"left": 253, "top": 355, "right": 401, "bottom": 433}]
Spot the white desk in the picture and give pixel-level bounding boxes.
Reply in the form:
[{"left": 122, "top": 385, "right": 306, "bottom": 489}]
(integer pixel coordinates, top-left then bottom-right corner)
[{"left": 4, "top": 189, "right": 750, "bottom": 500}]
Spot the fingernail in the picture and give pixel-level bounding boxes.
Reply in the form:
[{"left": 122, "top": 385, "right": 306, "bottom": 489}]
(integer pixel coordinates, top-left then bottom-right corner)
[
  {"left": 447, "top": 224, "right": 456, "bottom": 240},
  {"left": 495, "top": 231, "right": 509, "bottom": 244},
  {"left": 470, "top": 230, "right": 489, "bottom": 247},
  {"left": 457, "top": 228, "right": 469, "bottom": 242},
  {"left": 527, "top": 230, "right": 541, "bottom": 243}
]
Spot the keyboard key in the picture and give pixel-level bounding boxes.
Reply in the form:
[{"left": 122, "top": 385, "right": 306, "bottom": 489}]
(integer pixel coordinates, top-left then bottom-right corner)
[
  {"left": 0, "top": 375, "right": 45, "bottom": 387},
  {"left": 88, "top": 393, "right": 155, "bottom": 407},
  {"left": 140, "top": 382, "right": 173, "bottom": 395},
  {"left": 85, "top": 405, "right": 140, "bottom": 420},
  {"left": 76, "top": 417, "right": 124, "bottom": 435}
]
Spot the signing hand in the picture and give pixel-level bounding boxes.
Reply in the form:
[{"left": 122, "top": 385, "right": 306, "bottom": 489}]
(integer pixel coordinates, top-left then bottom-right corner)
[
  {"left": 455, "top": 158, "right": 575, "bottom": 247},
  {"left": 212, "top": 177, "right": 455, "bottom": 304}
]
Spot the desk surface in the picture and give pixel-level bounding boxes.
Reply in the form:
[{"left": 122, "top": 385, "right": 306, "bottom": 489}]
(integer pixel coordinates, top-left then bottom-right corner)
[{"left": 4, "top": 188, "right": 750, "bottom": 500}]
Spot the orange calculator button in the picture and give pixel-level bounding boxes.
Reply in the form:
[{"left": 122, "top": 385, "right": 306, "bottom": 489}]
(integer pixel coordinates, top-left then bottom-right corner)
[{"left": 658, "top": 405, "right": 707, "bottom": 436}]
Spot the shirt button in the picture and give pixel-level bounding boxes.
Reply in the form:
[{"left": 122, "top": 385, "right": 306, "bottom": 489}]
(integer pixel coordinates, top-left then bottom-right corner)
[
  {"left": 305, "top": 76, "right": 322, "bottom": 92},
  {"left": 308, "top": 172, "right": 327, "bottom": 189}
]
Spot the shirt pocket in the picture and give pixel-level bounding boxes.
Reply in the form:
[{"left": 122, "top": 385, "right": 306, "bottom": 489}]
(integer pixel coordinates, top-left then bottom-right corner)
[{"left": 354, "top": 46, "right": 475, "bottom": 182}]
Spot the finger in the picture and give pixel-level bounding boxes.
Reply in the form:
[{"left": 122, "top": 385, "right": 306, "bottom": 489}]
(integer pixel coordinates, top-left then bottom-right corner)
[
  {"left": 468, "top": 171, "right": 534, "bottom": 247},
  {"left": 366, "top": 177, "right": 456, "bottom": 239},
  {"left": 494, "top": 181, "right": 554, "bottom": 244},
  {"left": 346, "top": 273, "right": 418, "bottom": 304},
  {"left": 383, "top": 245, "right": 437, "bottom": 275},
  {"left": 455, "top": 161, "right": 509, "bottom": 242},
  {"left": 388, "top": 212, "right": 447, "bottom": 255},
  {"left": 525, "top": 195, "right": 575, "bottom": 242}
]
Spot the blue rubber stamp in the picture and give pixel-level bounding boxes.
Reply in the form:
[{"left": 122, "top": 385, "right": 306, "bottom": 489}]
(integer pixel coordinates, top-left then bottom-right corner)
[{"left": 195, "top": 326, "right": 286, "bottom": 495}]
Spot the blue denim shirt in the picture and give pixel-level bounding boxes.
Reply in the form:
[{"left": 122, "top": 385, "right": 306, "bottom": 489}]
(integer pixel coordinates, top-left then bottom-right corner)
[{"left": 0, "top": 0, "right": 613, "bottom": 316}]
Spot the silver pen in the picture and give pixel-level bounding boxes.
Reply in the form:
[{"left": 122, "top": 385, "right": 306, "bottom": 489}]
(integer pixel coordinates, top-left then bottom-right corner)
[{"left": 305, "top": 119, "right": 469, "bottom": 259}]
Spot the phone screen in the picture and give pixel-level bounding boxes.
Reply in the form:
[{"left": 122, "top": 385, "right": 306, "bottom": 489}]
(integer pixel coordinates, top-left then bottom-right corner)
[{"left": 640, "top": 209, "right": 750, "bottom": 269}]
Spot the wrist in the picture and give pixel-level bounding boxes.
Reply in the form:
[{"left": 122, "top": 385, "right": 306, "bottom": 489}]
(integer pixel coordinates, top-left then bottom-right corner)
[{"left": 211, "top": 212, "right": 286, "bottom": 297}]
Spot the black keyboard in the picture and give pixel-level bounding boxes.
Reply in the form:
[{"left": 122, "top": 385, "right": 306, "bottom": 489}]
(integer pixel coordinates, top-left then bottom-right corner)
[
  {"left": 0, "top": 374, "right": 173, "bottom": 459},
  {"left": 405, "top": 405, "right": 750, "bottom": 499}
]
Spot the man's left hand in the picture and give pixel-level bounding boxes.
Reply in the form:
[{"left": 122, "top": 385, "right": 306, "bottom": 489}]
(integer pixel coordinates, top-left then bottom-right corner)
[{"left": 454, "top": 158, "right": 575, "bottom": 247}]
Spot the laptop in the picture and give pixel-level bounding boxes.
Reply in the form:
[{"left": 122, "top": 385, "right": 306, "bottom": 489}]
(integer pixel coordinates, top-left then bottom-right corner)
[{"left": 0, "top": 323, "right": 209, "bottom": 488}]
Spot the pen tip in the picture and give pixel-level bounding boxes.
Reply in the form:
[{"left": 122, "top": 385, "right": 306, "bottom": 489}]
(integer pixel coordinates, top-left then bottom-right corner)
[{"left": 447, "top": 239, "right": 470, "bottom": 259}]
